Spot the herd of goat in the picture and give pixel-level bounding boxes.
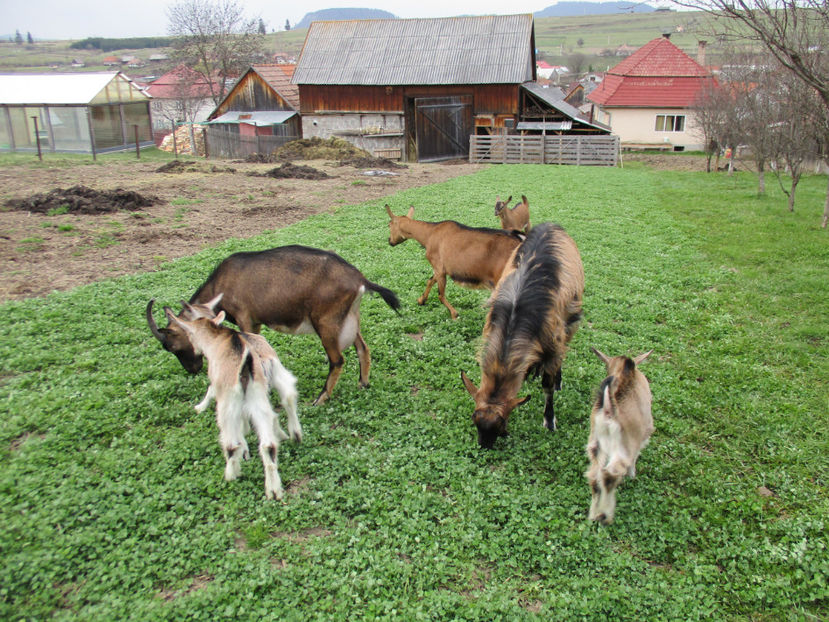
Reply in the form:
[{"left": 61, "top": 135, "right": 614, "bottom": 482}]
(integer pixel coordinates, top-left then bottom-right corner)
[{"left": 146, "top": 197, "right": 653, "bottom": 524}]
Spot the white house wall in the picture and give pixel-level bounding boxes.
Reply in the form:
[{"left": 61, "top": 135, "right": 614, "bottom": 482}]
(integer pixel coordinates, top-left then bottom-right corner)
[{"left": 596, "top": 106, "right": 705, "bottom": 150}]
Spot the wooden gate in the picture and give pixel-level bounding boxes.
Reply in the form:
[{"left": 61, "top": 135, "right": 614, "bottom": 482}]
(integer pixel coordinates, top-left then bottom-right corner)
[{"left": 414, "top": 96, "right": 472, "bottom": 162}]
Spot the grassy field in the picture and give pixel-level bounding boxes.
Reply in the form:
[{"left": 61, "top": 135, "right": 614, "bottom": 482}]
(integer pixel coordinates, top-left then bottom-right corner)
[{"left": 1, "top": 162, "right": 827, "bottom": 619}]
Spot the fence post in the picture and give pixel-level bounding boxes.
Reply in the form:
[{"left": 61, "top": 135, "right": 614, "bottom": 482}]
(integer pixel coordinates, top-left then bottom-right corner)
[
  {"left": 133, "top": 124, "right": 140, "bottom": 159},
  {"left": 172, "top": 126, "right": 178, "bottom": 159},
  {"left": 577, "top": 136, "right": 582, "bottom": 166},
  {"left": 202, "top": 128, "right": 209, "bottom": 159},
  {"left": 31, "top": 116, "right": 43, "bottom": 161}
]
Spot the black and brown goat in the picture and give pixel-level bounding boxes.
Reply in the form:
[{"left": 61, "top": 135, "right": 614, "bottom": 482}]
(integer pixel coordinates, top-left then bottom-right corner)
[
  {"left": 147, "top": 245, "right": 400, "bottom": 405},
  {"left": 385, "top": 204, "right": 523, "bottom": 319},
  {"left": 494, "top": 195, "right": 530, "bottom": 233},
  {"left": 461, "top": 222, "right": 584, "bottom": 448},
  {"left": 585, "top": 348, "right": 653, "bottom": 525}
]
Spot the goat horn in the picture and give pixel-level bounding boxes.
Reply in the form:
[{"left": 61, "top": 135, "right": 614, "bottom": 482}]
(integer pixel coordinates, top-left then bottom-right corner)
[{"left": 146, "top": 299, "right": 166, "bottom": 343}]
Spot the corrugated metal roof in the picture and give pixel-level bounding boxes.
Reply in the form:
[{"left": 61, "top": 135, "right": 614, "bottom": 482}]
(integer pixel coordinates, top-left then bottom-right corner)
[
  {"left": 207, "top": 110, "right": 297, "bottom": 126},
  {"left": 521, "top": 82, "right": 608, "bottom": 131},
  {"left": 293, "top": 14, "right": 535, "bottom": 85},
  {"left": 0, "top": 71, "right": 149, "bottom": 105},
  {"left": 516, "top": 121, "right": 572, "bottom": 131}
]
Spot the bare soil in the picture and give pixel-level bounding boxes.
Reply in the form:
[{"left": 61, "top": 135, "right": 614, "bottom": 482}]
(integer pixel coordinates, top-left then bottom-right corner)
[
  {"left": 0, "top": 156, "right": 485, "bottom": 301},
  {"left": 0, "top": 151, "right": 709, "bottom": 302}
]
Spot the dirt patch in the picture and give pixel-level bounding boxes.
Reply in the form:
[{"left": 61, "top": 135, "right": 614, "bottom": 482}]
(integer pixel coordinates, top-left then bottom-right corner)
[
  {"left": 338, "top": 155, "right": 407, "bottom": 169},
  {"left": 0, "top": 156, "right": 485, "bottom": 301},
  {"left": 253, "top": 162, "right": 332, "bottom": 180},
  {"left": 4, "top": 185, "right": 160, "bottom": 215}
]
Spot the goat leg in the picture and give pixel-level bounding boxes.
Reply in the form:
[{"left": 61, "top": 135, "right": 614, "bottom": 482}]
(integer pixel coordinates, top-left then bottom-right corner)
[{"left": 541, "top": 371, "right": 558, "bottom": 431}]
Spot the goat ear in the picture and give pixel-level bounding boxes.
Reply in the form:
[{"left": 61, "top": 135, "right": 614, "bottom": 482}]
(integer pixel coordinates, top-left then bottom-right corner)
[
  {"left": 205, "top": 293, "right": 223, "bottom": 310},
  {"left": 385, "top": 204, "right": 394, "bottom": 218},
  {"left": 406, "top": 205, "right": 415, "bottom": 218},
  {"left": 460, "top": 371, "right": 478, "bottom": 397},
  {"left": 591, "top": 347, "right": 611, "bottom": 365},
  {"left": 510, "top": 395, "right": 530, "bottom": 409},
  {"left": 506, "top": 195, "right": 512, "bottom": 205},
  {"left": 211, "top": 310, "right": 226, "bottom": 326},
  {"left": 633, "top": 350, "right": 653, "bottom": 365},
  {"left": 521, "top": 195, "right": 528, "bottom": 205}
]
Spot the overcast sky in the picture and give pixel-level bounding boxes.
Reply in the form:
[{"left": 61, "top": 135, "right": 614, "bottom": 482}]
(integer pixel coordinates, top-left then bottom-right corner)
[{"left": 4, "top": 1, "right": 614, "bottom": 41}]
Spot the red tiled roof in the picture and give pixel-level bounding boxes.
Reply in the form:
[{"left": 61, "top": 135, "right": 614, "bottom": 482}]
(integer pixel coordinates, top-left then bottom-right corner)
[
  {"left": 251, "top": 64, "right": 299, "bottom": 110},
  {"left": 589, "top": 36, "right": 714, "bottom": 108},
  {"left": 145, "top": 65, "right": 218, "bottom": 100}
]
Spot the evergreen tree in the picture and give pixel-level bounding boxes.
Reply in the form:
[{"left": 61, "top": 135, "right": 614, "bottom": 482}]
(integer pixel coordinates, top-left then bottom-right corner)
[
  {"left": 284, "top": 19, "right": 291, "bottom": 31},
  {"left": 14, "top": 30, "right": 23, "bottom": 45},
  {"left": 27, "top": 32, "right": 33, "bottom": 44},
  {"left": 258, "top": 18, "right": 266, "bottom": 35}
]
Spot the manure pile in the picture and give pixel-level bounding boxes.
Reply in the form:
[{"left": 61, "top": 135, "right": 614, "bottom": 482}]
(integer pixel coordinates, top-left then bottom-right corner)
[{"left": 4, "top": 185, "right": 160, "bottom": 214}]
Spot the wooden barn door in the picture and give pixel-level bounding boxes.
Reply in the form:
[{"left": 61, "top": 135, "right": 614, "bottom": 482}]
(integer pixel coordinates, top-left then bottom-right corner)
[{"left": 413, "top": 96, "right": 472, "bottom": 162}]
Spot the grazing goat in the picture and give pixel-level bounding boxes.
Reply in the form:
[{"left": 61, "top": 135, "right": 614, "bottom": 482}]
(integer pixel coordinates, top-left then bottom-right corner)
[
  {"left": 461, "top": 222, "right": 584, "bottom": 449},
  {"left": 585, "top": 348, "right": 653, "bottom": 525},
  {"left": 385, "top": 204, "right": 523, "bottom": 319},
  {"left": 147, "top": 245, "right": 400, "bottom": 405},
  {"left": 494, "top": 195, "right": 530, "bottom": 233},
  {"left": 164, "top": 303, "right": 302, "bottom": 500}
]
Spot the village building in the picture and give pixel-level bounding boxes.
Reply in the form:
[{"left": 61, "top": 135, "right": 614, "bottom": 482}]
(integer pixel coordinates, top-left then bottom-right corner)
[
  {"left": 0, "top": 71, "right": 153, "bottom": 154},
  {"left": 143, "top": 65, "right": 219, "bottom": 137},
  {"left": 205, "top": 64, "right": 301, "bottom": 158},
  {"left": 588, "top": 34, "right": 715, "bottom": 151}
]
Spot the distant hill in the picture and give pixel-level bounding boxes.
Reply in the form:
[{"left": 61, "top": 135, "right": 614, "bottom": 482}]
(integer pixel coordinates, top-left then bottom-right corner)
[
  {"left": 294, "top": 8, "right": 397, "bottom": 30},
  {"left": 536, "top": 2, "right": 657, "bottom": 16}
]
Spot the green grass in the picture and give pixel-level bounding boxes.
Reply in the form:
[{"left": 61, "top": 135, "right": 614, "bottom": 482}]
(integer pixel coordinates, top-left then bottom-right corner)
[
  {"left": 0, "top": 147, "right": 181, "bottom": 169},
  {"left": 0, "top": 164, "right": 826, "bottom": 620}
]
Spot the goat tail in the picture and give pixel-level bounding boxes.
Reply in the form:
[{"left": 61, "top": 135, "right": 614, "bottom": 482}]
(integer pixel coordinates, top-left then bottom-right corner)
[
  {"left": 598, "top": 375, "right": 619, "bottom": 418},
  {"left": 365, "top": 280, "right": 401, "bottom": 314}
]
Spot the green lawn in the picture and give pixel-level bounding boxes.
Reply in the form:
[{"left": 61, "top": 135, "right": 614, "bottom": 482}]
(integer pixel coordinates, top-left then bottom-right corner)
[{"left": 1, "top": 163, "right": 826, "bottom": 620}]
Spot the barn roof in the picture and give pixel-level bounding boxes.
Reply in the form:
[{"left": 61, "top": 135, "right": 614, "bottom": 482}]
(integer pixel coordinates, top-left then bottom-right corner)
[
  {"left": 589, "top": 36, "right": 714, "bottom": 108},
  {"left": 521, "top": 82, "right": 609, "bottom": 132},
  {"left": 0, "top": 72, "right": 149, "bottom": 105},
  {"left": 292, "top": 14, "right": 536, "bottom": 86}
]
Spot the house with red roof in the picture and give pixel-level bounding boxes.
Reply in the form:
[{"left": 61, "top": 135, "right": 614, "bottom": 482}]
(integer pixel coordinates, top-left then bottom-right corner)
[
  {"left": 144, "top": 65, "right": 222, "bottom": 132},
  {"left": 588, "top": 34, "right": 715, "bottom": 150}
]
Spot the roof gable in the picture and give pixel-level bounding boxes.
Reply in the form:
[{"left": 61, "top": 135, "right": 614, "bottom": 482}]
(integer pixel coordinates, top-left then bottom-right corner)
[{"left": 293, "top": 14, "right": 535, "bottom": 86}]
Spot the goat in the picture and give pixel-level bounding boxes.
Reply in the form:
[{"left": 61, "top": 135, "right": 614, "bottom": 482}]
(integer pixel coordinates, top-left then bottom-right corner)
[
  {"left": 585, "top": 348, "right": 653, "bottom": 525},
  {"left": 385, "top": 204, "right": 523, "bottom": 319},
  {"left": 494, "top": 195, "right": 530, "bottom": 233},
  {"left": 147, "top": 245, "right": 400, "bottom": 405},
  {"left": 460, "top": 221, "right": 584, "bottom": 449},
  {"left": 164, "top": 302, "right": 302, "bottom": 500}
]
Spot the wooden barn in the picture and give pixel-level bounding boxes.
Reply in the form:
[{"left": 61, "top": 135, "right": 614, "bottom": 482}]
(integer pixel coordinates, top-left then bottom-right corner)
[
  {"left": 292, "top": 14, "right": 541, "bottom": 162},
  {"left": 206, "top": 64, "right": 301, "bottom": 158}
]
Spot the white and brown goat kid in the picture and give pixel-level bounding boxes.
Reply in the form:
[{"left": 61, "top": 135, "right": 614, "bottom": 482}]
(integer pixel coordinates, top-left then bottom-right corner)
[
  {"left": 585, "top": 348, "right": 653, "bottom": 525},
  {"left": 494, "top": 195, "right": 531, "bottom": 233},
  {"left": 164, "top": 302, "right": 302, "bottom": 500}
]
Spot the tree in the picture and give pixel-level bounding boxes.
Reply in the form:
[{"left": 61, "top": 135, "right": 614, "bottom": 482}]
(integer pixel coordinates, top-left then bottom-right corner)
[
  {"left": 284, "top": 19, "right": 291, "bottom": 31},
  {"left": 258, "top": 18, "right": 266, "bottom": 35},
  {"left": 567, "top": 52, "right": 587, "bottom": 76},
  {"left": 167, "top": 0, "right": 264, "bottom": 106},
  {"left": 14, "top": 30, "right": 23, "bottom": 45},
  {"left": 674, "top": 0, "right": 829, "bottom": 226},
  {"left": 26, "top": 32, "right": 33, "bottom": 44},
  {"left": 692, "top": 79, "right": 734, "bottom": 172}
]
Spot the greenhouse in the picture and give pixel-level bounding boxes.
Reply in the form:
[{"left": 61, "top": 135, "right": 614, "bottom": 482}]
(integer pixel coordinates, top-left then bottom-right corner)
[{"left": 0, "top": 72, "right": 153, "bottom": 154}]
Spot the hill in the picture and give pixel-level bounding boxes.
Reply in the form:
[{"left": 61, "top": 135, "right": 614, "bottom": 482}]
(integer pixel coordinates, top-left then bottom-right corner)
[
  {"left": 294, "top": 8, "right": 397, "bottom": 30},
  {"left": 536, "top": 2, "right": 657, "bottom": 16}
]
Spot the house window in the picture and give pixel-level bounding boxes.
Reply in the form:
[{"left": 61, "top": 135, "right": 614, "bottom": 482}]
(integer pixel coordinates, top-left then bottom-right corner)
[{"left": 655, "top": 114, "right": 685, "bottom": 132}]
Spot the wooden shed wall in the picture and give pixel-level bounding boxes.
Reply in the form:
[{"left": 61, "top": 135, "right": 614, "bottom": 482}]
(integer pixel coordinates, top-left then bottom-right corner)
[
  {"left": 214, "top": 73, "right": 294, "bottom": 117},
  {"left": 298, "top": 84, "right": 520, "bottom": 116}
]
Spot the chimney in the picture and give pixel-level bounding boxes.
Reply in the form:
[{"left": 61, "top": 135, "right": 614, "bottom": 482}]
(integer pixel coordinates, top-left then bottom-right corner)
[
  {"left": 697, "top": 40, "right": 707, "bottom": 66},
  {"left": 662, "top": 32, "right": 671, "bottom": 40}
]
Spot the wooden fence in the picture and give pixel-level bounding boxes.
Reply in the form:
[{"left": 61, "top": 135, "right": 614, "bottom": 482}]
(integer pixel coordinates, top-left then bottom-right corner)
[
  {"left": 204, "top": 126, "right": 298, "bottom": 159},
  {"left": 469, "top": 135, "right": 619, "bottom": 166}
]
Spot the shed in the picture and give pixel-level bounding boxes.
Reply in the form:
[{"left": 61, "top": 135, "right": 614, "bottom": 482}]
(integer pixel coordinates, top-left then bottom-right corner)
[
  {"left": 0, "top": 71, "right": 153, "bottom": 154},
  {"left": 292, "top": 14, "right": 537, "bottom": 162},
  {"left": 205, "top": 64, "right": 302, "bottom": 158}
]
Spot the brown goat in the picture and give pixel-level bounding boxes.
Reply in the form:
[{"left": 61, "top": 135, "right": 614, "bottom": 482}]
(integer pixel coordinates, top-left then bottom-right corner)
[
  {"left": 385, "top": 204, "right": 523, "bottom": 319},
  {"left": 147, "top": 245, "right": 400, "bottom": 405},
  {"left": 461, "top": 222, "right": 584, "bottom": 448},
  {"left": 494, "top": 195, "right": 530, "bottom": 233},
  {"left": 585, "top": 348, "right": 653, "bottom": 525}
]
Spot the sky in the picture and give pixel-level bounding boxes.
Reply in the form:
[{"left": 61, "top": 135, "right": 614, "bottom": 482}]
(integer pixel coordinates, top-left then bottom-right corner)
[{"left": 4, "top": 0, "right": 664, "bottom": 41}]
